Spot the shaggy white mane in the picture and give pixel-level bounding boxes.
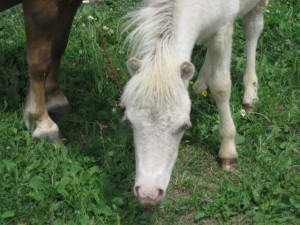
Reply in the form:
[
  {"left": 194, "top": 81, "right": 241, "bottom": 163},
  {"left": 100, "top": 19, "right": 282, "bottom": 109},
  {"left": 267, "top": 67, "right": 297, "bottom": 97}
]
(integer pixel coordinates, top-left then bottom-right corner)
[{"left": 121, "top": 0, "right": 186, "bottom": 109}]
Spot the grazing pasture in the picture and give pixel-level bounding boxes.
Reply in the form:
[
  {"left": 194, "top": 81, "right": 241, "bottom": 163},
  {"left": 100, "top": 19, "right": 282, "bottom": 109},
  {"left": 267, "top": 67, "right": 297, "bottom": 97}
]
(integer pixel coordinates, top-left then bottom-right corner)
[{"left": 0, "top": 0, "right": 299, "bottom": 224}]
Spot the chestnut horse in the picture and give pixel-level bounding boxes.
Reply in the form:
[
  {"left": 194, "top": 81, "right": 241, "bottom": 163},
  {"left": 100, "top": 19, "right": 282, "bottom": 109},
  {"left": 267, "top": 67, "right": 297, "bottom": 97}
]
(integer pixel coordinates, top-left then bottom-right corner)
[{"left": 1, "top": 0, "right": 82, "bottom": 141}]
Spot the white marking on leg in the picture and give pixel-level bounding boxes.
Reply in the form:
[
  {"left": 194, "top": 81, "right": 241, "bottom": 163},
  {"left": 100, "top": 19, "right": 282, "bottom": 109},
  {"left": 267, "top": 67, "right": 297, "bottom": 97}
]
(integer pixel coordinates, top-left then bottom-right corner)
[
  {"left": 46, "top": 93, "right": 69, "bottom": 111},
  {"left": 32, "top": 117, "right": 60, "bottom": 140},
  {"left": 24, "top": 92, "right": 60, "bottom": 140}
]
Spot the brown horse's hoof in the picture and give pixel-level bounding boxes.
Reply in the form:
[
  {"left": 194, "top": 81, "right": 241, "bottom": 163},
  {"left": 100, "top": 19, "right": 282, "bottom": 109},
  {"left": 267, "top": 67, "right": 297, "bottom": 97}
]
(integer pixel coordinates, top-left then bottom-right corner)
[
  {"left": 48, "top": 105, "right": 73, "bottom": 122},
  {"left": 47, "top": 133, "right": 69, "bottom": 146},
  {"left": 34, "top": 132, "right": 68, "bottom": 146},
  {"left": 219, "top": 158, "right": 237, "bottom": 170}
]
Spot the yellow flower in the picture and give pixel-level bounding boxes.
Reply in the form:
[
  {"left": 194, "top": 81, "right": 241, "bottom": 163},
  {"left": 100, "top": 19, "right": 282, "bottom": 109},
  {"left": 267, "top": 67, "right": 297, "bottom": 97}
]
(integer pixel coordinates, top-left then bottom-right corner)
[
  {"left": 240, "top": 109, "right": 246, "bottom": 117},
  {"left": 194, "top": 80, "right": 200, "bottom": 86},
  {"left": 202, "top": 90, "right": 208, "bottom": 97},
  {"left": 117, "top": 102, "right": 124, "bottom": 107}
]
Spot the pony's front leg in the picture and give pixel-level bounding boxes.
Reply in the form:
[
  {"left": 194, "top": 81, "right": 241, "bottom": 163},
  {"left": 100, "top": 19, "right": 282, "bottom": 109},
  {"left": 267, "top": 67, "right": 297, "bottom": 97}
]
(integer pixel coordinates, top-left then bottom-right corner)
[
  {"left": 22, "top": 1, "right": 60, "bottom": 141},
  {"left": 207, "top": 25, "right": 237, "bottom": 170},
  {"left": 242, "top": 3, "right": 265, "bottom": 111},
  {"left": 45, "top": 0, "right": 82, "bottom": 121}
]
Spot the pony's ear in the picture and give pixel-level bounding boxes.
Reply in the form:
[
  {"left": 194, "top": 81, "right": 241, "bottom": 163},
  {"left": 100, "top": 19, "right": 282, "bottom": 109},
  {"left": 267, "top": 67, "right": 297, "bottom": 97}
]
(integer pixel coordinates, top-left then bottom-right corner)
[
  {"left": 127, "top": 58, "right": 142, "bottom": 76},
  {"left": 180, "top": 62, "right": 195, "bottom": 81}
]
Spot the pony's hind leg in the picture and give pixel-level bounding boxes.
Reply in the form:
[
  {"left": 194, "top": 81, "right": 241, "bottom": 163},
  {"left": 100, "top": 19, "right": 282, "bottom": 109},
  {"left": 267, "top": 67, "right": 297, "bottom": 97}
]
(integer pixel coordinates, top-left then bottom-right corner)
[
  {"left": 207, "top": 25, "right": 237, "bottom": 170},
  {"left": 242, "top": 3, "right": 265, "bottom": 111},
  {"left": 46, "top": 0, "right": 82, "bottom": 121},
  {"left": 22, "top": 0, "right": 60, "bottom": 140},
  {"left": 193, "top": 52, "right": 210, "bottom": 95}
]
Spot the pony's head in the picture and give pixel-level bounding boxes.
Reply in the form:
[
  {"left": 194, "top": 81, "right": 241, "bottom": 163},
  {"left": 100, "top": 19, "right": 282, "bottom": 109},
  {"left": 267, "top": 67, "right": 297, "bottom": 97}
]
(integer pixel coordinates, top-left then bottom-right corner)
[{"left": 122, "top": 57, "right": 195, "bottom": 205}]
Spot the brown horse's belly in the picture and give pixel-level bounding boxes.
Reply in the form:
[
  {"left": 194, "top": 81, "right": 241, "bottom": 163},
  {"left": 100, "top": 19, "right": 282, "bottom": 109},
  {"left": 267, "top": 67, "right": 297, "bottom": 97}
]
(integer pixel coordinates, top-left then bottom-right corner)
[{"left": 0, "top": 0, "right": 21, "bottom": 12}]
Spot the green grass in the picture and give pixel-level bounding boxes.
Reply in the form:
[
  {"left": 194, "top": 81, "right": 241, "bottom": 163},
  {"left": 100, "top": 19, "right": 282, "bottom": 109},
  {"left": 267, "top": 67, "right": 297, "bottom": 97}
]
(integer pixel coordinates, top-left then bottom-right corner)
[{"left": 0, "top": 0, "right": 299, "bottom": 224}]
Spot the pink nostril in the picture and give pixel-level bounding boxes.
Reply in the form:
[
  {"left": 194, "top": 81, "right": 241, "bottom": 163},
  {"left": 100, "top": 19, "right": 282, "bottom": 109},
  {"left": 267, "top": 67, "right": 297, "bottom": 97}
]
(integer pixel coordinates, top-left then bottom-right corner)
[
  {"left": 156, "top": 188, "right": 165, "bottom": 201},
  {"left": 134, "top": 185, "right": 166, "bottom": 205},
  {"left": 134, "top": 185, "right": 141, "bottom": 198}
]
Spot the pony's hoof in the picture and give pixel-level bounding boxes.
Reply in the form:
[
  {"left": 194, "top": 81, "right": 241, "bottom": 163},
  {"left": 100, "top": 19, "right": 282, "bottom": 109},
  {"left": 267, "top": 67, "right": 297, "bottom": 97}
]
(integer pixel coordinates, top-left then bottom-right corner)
[
  {"left": 242, "top": 97, "right": 258, "bottom": 113},
  {"left": 242, "top": 103, "right": 254, "bottom": 113},
  {"left": 219, "top": 158, "right": 237, "bottom": 170},
  {"left": 48, "top": 105, "right": 73, "bottom": 122}
]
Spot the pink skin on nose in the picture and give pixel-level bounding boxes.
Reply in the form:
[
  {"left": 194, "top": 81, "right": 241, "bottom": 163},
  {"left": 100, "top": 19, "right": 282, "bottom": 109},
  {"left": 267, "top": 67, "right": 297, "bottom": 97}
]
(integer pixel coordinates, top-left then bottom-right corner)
[{"left": 134, "top": 185, "right": 166, "bottom": 205}]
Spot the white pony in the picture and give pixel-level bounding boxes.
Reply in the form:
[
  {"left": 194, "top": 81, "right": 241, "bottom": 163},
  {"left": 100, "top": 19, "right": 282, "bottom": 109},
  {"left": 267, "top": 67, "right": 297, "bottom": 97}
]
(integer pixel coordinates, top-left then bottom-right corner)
[{"left": 122, "top": 0, "right": 268, "bottom": 205}]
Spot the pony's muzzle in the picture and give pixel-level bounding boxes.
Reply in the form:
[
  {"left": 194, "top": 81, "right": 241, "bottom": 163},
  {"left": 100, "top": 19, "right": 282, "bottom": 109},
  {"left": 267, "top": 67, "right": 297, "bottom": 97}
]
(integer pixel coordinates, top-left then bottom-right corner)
[{"left": 134, "top": 185, "right": 165, "bottom": 205}]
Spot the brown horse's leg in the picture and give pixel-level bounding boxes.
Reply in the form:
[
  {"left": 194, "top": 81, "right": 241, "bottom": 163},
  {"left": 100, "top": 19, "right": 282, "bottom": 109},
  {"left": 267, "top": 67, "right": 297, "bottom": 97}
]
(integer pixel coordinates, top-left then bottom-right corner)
[
  {"left": 22, "top": 0, "right": 61, "bottom": 140},
  {"left": 46, "top": 0, "right": 82, "bottom": 120}
]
